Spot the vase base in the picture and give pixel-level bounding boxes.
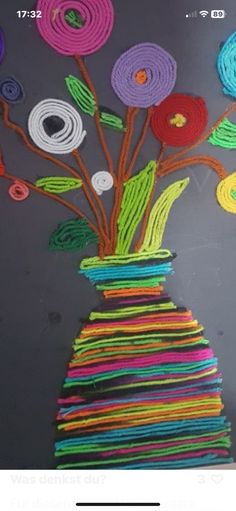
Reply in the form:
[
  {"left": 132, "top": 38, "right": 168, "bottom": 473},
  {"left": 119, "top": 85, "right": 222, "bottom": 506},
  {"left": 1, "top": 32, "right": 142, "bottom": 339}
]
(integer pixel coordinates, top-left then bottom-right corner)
[{"left": 55, "top": 252, "right": 233, "bottom": 469}]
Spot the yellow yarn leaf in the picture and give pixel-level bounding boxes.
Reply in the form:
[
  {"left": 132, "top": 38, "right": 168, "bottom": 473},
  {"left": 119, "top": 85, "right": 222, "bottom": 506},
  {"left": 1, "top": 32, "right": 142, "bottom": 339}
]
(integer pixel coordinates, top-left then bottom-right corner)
[{"left": 139, "top": 177, "right": 189, "bottom": 253}]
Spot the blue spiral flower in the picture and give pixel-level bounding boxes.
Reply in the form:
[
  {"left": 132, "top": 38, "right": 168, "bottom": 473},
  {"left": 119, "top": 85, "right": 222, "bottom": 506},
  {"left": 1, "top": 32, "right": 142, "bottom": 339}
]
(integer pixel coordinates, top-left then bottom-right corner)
[
  {"left": 217, "top": 31, "right": 236, "bottom": 98},
  {"left": 0, "top": 76, "right": 25, "bottom": 103}
]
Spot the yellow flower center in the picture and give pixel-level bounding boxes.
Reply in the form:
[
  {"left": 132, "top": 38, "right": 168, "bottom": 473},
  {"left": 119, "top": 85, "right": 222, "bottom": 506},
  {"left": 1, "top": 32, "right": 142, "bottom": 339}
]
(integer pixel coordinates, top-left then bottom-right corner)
[{"left": 169, "top": 113, "right": 187, "bottom": 128}]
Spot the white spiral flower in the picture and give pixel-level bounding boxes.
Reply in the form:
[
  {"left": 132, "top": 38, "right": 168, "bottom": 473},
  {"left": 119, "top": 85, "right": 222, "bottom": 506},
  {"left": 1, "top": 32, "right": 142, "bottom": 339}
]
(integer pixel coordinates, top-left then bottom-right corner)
[
  {"left": 28, "top": 98, "right": 86, "bottom": 154},
  {"left": 91, "top": 171, "right": 114, "bottom": 195}
]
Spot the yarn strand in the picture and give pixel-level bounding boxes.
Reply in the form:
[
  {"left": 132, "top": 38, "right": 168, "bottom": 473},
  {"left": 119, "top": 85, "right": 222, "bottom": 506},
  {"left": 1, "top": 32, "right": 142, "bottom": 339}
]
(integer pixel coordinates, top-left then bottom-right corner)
[
  {"left": 0, "top": 87, "right": 112, "bottom": 252},
  {"left": 0, "top": 99, "right": 83, "bottom": 181},
  {"left": 1, "top": 170, "right": 100, "bottom": 241},
  {"left": 72, "top": 149, "right": 111, "bottom": 251},
  {"left": 158, "top": 155, "right": 228, "bottom": 181},
  {"left": 56, "top": 251, "right": 232, "bottom": 468},
  {"left": 0, "top": 99, "right": 108, "bottom": 254},
  {"left": 110, "top": 107, "right": 139, "bottom": 250},
  {"left": 75, "top": 55, "right": 116, "bottom": 184},
  {"left": 135, "top": 144, "right": 166, "bottom": 251},
  {"left": 125, "top": 107, "right": 153, "bottom": 180}
]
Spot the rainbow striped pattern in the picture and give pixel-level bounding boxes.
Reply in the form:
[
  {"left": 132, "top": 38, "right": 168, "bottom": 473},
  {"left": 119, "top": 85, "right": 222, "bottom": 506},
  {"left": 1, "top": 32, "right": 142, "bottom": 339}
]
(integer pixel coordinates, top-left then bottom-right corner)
[{"left": 55, "top": 250, "right": 232, "bottom": 468}]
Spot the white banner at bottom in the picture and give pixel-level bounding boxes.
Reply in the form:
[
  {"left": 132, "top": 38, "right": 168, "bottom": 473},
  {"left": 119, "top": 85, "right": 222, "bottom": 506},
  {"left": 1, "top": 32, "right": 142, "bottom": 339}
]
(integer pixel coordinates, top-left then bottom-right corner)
[{"left": 1, "top": 468, "right": 235, "bottom": 511}]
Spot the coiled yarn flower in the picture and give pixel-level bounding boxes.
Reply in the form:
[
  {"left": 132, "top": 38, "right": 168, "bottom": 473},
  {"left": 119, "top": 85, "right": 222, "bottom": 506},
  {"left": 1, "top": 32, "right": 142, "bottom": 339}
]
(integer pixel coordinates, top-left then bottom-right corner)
[
  {"left": 151, "top": 93, "right": 208, "bottom": 147},
  {"left": 111, "top": 43, "right": 177, "bottom": 108},
  {"left": 0, "top": 77, "right": 24, "bottom": 103},
  {"left": 217, "top": 31, "right": 236, "bottom": 98},
  {"left": 0, "top": 28, "right": 5, "bottom": 63},
  {"left": 36, "top": 0, "right": 114, "bottom": 56},
  {"left": 28, "top": 98, "right": 86, "bottom": 154},
  {"left": 216, "top": 172, "right": 236, "bottom": 213}
]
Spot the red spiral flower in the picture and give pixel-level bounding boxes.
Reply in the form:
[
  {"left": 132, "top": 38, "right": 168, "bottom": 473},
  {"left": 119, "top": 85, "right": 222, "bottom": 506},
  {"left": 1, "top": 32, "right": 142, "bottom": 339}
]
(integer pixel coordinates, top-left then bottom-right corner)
[{"left": 151, "top": 93, "right": 208, "bottom": 147}]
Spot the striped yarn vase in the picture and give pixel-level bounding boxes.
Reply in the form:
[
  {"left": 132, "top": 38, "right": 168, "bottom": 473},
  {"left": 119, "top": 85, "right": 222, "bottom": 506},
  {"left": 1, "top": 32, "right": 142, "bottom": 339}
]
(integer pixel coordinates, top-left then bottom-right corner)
[{"left": 55, "top": 249, "right": 233, "bottom": 469}]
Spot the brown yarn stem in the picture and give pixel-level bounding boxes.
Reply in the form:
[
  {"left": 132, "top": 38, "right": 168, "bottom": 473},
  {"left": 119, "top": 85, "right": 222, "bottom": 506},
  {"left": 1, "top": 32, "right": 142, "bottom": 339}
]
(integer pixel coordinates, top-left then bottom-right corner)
[
  {"left": 135, "top": 144, "right": 166, "bottom": 252},
  {"left": 110, "top": 107, "right": 139, "bottom": 251},
  {"left": 161, "top": 101, "right": 236, "bottom": 168},
  {"left": 118, "top": 107, "right": 139, "bottom": 178},
  {"left": 72, "top": 150, "right": 111, "bottom": 250},
  {"left": 75, "top": 55, "right": 117, "bottom": 185},
  {"left": 0, "top": 99, "right": 83, "bottom": 180},
  {"left": 2, "top": 172, "right": 102, "bottom": 240},
  {"left": 158, "top": 155, "right": 228, "bottom": 180},
  {"left": 0, "top": 98, "right": 110, "bottom": 255},
  {"left": 125, "top": 106, "right": 153, "bottom": 180}
]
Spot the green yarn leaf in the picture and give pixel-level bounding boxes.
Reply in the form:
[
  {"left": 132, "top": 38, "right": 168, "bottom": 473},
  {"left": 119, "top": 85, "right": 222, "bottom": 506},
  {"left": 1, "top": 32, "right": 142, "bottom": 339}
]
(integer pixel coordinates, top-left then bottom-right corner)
[
  {"left": 35, "top": 176, "right": 82, "bottom": 194},
  {"left": 65, "top": 75, "right": 97, "bottom": 116},
  {"left": 115, "top": 160, "right": 156, "bottom": 255},
  {"left": 139, "top": 178, "right": 190, "bottom": 253},
  {"left": 100, "top": 111, "right": 126, "bottom": 132},
  {"left": 64, "top": 10, "right": 84, "bottom": 28},
  {"left": 208, "top": 118, "right": 236, "bottom": 148},
  {"left": 49, "top": 218, "right": 98, "bottom": 252}
]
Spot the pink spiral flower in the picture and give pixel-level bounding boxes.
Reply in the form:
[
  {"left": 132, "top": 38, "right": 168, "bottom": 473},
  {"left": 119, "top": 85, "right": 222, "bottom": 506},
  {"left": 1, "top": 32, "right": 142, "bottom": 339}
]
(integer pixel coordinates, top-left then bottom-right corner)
[
  {"left": 8, "top": 181, "right": 29, "bottom": 201},
  {"left": 36, "top": 0, "right": 114, "bottom": 56}
]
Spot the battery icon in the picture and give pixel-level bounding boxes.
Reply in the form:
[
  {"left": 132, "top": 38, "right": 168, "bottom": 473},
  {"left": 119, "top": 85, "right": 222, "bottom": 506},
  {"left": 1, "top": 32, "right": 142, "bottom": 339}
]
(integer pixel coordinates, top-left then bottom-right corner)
[{"left": 211, "top": 10, "right": 227, "bottom": 18}]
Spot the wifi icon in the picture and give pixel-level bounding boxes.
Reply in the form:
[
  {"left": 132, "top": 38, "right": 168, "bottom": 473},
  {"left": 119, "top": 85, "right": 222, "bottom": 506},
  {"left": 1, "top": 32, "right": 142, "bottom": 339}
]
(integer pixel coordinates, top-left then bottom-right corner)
[{"left": 199, "top": 10, "right": 209, "bottom": 17}]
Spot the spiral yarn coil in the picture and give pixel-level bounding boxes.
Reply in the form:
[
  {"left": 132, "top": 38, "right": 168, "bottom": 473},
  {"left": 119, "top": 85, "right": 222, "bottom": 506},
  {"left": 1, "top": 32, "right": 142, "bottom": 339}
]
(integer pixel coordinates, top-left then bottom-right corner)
[
  {"left": 111, "top": 43, "right": 177, "bottom": 108},
  {"left": 217, "top": 31, "right": 236, "bottom": 98},
  {"left": 91, "top": 171, "right": 113, "bottom": 195},
  {"left": 36, "top": 0, "right": 114, "bottom": 56},
  {"left": 8, "top": 181, "right": 29, "bottom": 201},
  {"left": 216, "top": 173, "right": 236, "bottom": 213},
  {"left": 151, "top": 94, "right": 208, "bottom": 147},
  {"left": 28, "top": 98, "right": 86, "bottom": 154},
  {"left": 0, "top": 77, "right": 24, "bottom": 103}
]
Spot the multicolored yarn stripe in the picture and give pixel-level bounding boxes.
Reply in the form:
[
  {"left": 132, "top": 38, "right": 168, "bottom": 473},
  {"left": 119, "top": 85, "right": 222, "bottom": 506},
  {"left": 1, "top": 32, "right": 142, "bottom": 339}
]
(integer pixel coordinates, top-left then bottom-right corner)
[{"left": 55, "top": 250, "right": 232, "bottom": 469}]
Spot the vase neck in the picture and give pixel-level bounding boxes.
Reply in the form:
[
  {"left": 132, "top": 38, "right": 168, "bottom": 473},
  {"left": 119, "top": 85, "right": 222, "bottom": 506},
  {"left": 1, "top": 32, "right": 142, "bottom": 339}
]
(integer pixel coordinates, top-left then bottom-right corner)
[{"left": 80, "top": 249, "right": 175, "bottom": 300}]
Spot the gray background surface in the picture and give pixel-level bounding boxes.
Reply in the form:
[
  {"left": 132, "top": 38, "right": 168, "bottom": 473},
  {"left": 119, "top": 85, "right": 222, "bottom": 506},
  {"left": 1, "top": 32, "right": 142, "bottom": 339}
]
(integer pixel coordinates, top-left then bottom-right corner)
[{"left": 0, "top": 0, "right": 235, "bottom": 469}]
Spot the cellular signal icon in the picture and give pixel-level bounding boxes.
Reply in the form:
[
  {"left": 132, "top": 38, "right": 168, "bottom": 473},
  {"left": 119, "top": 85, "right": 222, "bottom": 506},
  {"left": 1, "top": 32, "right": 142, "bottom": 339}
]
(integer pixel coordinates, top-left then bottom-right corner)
[
  {"left": 185, "top": 11, "right": 198, "bottom": 18},
  {"left": 199, "top": 10, "right": 209, "bottom": 17}
]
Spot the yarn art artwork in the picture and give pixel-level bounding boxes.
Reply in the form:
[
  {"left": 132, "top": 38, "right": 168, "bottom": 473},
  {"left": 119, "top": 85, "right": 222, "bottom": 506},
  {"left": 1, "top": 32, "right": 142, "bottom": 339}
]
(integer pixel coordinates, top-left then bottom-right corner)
[{"left": 1, "top": 0, "right": 236, "bottom": 469}]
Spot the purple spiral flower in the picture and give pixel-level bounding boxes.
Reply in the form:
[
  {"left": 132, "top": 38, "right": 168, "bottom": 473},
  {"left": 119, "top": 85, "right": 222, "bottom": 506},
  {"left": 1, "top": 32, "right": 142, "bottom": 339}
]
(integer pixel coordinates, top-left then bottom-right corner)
[
  {"left": 0, "top": 28, "right": 5, "bottom": 64},
  {"left": 111, "top": 43, "right": 177, "bottom": 108}
]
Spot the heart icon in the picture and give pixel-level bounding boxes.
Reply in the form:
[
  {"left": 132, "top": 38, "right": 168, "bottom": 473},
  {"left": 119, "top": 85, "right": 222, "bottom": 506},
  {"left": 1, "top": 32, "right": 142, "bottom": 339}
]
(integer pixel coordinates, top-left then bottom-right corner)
[{"left": 211, "top": 474, "right": 223, "bottom": 485}]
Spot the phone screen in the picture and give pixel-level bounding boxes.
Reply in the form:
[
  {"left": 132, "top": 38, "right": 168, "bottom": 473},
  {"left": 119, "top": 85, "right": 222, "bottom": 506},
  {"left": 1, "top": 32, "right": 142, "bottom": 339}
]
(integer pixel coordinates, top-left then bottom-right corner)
[{"left": 0, "top": 0, "right": 235, "bottom": 483}]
